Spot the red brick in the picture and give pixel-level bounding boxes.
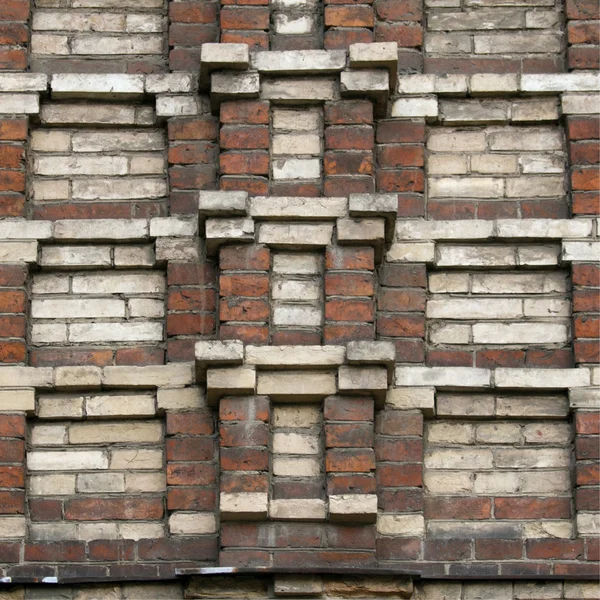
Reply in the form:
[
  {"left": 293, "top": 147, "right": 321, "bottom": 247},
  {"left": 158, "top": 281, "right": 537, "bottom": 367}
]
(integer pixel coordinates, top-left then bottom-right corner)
[
  {"left": 168, "top": 23, "right": 218, "bottom": 46},
  {"left": 324, "top": 28, "right": 373, "bottom": 49},
  {"left": 167, "top": 488, "right": 216, "bottom": 511},
  {"left": 377, "top": 538, "right": 420, "bottom": 560},
  {"left": 65, "top": 498, "right": 163, "bottom": 521},
  {"left": 475, "top": 539, "right": 522, "bottom": 560},
  {"left": 221, "top": 151, "right": 269, "bottom": 174},
  {"left": 220, "top": 175, "right": 269, "bottom": 195},
  {"left": 380, "top": 264, "right": 426, "bottom": 287},
  {"left": 324, "top": 175, "right": 374, "bottom": 196},
  {"left": 428, "top": 199, "right": 476, "bottom": 220},
  {"left": 1, "top": 340, "right": 29, "bottom": 363},
  {"left": 325, "top": 101, "right": 373, "bottom": 124},
  {"left": 324, "top": 151, "right": 373, "bottom": 175},
  {"left": 115, "top": 347, "right": 163, "bottom": 365},
  {"left": 0, "top": 24, "right": 27, "bottom": 45},
  {"left": 220, "top": 273, "right": 269, "bottom": 297},
  {"left": 476, "top": 348, "right": 526, "bottom": 368},
  {"left": 478, "top": 201, "right": 519, "bottom": 220},
  {"left": 274, "top": 550, "right": 377, "bottom": 568},
  {"left": 377, "top": 169, "right": 424, "bottom": 192},
  {"left": 273, "top": 480, "right": 323, "bottom": 499},
  {"left": 0, "top": 542, "right": 20, "bottom": 563},
  {"left": 572, "top": 167, "right": 599, "bottom": 191},
  {"left": 166, "top": 438, "right": 214, "bottom": 462},
  {"left": 577, "top": 436, "right": 600, "bottom": 460},
  {"left": 377, "top": 314, "right": 424, "bottom": 337},
  {"left": 527, "top": 539, "right": 585, "bottom": 560},
  {"left": 577, "top": 463, "right": 600, "bottom": 485},
  {"left": 378, "top": 488, "right": 422, "bottom": 512},
  {"left": 220, "top": 422, "right": 269, "bottom": 446},
  {"left": 566, "top": 0, "right": 600, "bottom": 19},
  {"left": 0, "top": 490, "right": 23, "bottom": 514},
  {"left": 576, "top": 412, "right": 600, "bottom": 435},
  {"left": 327, "top": 474, "right": 376, "bottom": 495},
  {"left": 0, "top": 145, "right": 23, "bottom": 169},
  {"left": 0, "top": 120, "right": 27, "bottom": 141},
  {"left": 427, "top": 350, "right": 472, "bottom": 367},
  {"left": 568, "top": 117, "right": 600, "bottom": 140},
  {"left": 220, "top": 7, "right": 270, "bottom": 29},
  {"left": 0, "top": 466, "right": 23, "bottom": 488},
  {"left": 325, "top": 5, "right": 374, "bottom": 26},
  {"left": 220, "top": 245, "right": 270, "bottom": 271},
  {"left": 375, "top": 22, "right": 422, "bottom": 46},
  {"left": 167, "top": 313, "right": 215, "bottom": 335},
  {"left": 168, "top": 262, "right": 215, "bottom": 285},
  {"left": 377, "top": 120, "right": 425, "bottom": 144},
  {"left": 424, "top": 497, "right": 491, "bottom": 520},
  {"left": 568, "top": 21, "right": 600, "bottom": 44},
  {"left": 526, "top": 348, "right": 573, "bottom": 368},
  {"left": 271, "top": 330, "right": 321, "bottom": 345},
  {"left": 375, "top": 438, "right": 422, "bottom": 462},
  {"left": 221, "top": 447, "right": 269, "bottom": 470},
  {"left": 138, "top": 538, "right": 218, "bottom": 561},
  {"left": 0, "top": 415, "right": 25, "bottom": 438},
  {"left": 0, "top": 440, "right": 23, "bottom": 462},
  {"left": 220, "top": 101, "right": 270, "bottom": 124},
  {"left": 325, "top": 126, "right": 374, "bottom": 150},
  {"left": 377, "top": 463, "right": 422, "bottom": 487},
  {"left": 326, "top": 246, "right": 374, "bottom": 270},
  {"left": 167, "top": 463, "right": 217, "bottom": 486},
  {"left": 168, "top": 289, "right": 216, "bottom": 311},
  {"left": 0, "top": 49, "right": 26, "bottom": 71},
  {"left": 25, "top": 542, "right": 85, "bottom": 562},
  {"left": 221, "top": 472, "right": 269, "bottom": 493},
  {"left": 0, "top": 265, "right": 25, "bottom": 286},
  {"left": 425, "top": 57, "right": 520, "bottom": 74},
  {"left": 220, "top": 297, "right": 269, "bottom": 321},
  {"left": 573, "top": 263, "right": 600, "bottom": 287},
  {"left": 0, "top": 0, "right": 29, "bottom": 21},
  {"left": 220, "top": 323, "right": 269, "bottom": 344},
  {"left": 270, "top": 181, "right": 321, "bottom": 196},
  {"left": 575, "top": 340, "right": 600, "bottom": 363},
  {"left": 399, "top": 192, "right": 425, "bottom": 217},
  {"left": 378, "top": 145, "right": 424, "bottom": 167},
  {"left": 575, "top": 315, "right": 600, "bottom": 338},
  {"left": 325, "top": 272, "right": 374, "bottom": 296},
  {"left": 30, "top": 348, "right": 113, "bottom": 368},
  {"left": 324, "top": 323, "right": 373, "bottom": 344},
  {"left": 587, "top": 537, "right": 600, "bottom": 561},
  {"left": 325, "top": 298, "right": 374, "bottom": 322},
  {"left": 324, "top": 396, "right": 374, "bottom": 421},
  {"left": 169, "top": 2, "right": 217, "bottom": 23},
  {"left": 572, "top": 191, "right": 600, "bottom": 215},
  {"left": 220, "top": 395, "right": 269, "bottom": 422},
  {"left": 424, "top": 539, "right": 471, "bottom": 561},
  {"left": 378, "top": 289, "right": 425, "bottom": 312},
  {"left": 494, "top": 497, "right": 571, "bottom": 519},
  {"left": 168, "top": 142, "right": 217, "bottom": 165},
  {"left": 221, "top": 30, "right": 269, "bottom": 48},
  {"left": 88, "top": 540, "right": 135, "bottom": 562},
  {"left": 376, "top": 0, "right": 421, "bottom": 20},
  {"left": 577, "top": 487, "right": 600, "bottom": 511},
  {"left": 376, "top": 411, "right": 423, "bottom": 436},
  {"left": 167, "top": 412, "right": 214, "bottom": 436},
  {"left": 571, "top": 141, "right": 600, "bottom": 165},
  {"left": 221, "top": 548, "right": 270, "bottom": 567},
  {"left": 0, "top": 290, "right": 25, "bottom": 313},
  {"left": 325, "top": 423, "right": 374, "bottom": 448},
  {"left": 326, "top": 448, "right": 375, "bottom": 472},
  {"left": 29, "top": 499, "right": 62, "bottom": 521},
  {"left": 168, "top": 117, "right": 218, "bottom": 141},
  {"left": 31, "top": 202, "right": 137, "bottom": 221}
]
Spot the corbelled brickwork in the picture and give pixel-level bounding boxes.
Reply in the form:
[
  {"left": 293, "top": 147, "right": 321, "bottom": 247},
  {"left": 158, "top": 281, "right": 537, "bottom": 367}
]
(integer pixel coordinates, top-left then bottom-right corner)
[{"left": 0, "top": 0, "right": 598, "bottom": 598}]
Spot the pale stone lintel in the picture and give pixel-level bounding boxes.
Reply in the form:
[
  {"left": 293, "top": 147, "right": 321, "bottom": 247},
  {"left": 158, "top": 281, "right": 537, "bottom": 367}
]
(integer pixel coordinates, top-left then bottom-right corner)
[
  {"left": 206, "top": 366, "right": 257, "bottom": 406},
  {"left": 269, "top": 499, "right": 327, "bottom": 521},
  {"left": 328, "top": 494, "right": 377, "bottom": 523},
  {"left": 252, "top": 50, "right": 346, "bottom": 75},
  {"left": 220, "top": 492, "right": 268, "bottom": 521},
  {"left": 245, "top": 345, "right": 346, "bottom": 368},
  {"left": 397, "top": 73, "right": 600, "bottom": 97}
]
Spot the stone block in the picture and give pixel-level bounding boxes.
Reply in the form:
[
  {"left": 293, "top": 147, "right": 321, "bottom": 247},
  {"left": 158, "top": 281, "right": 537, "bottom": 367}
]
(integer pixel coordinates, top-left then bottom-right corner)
[
  {"left": 257, "top": 371, "right": 336, "bottom": 400},
  {"left": 258, "top": 223, "right": 333, "bottom": 247},
  {"left": 207, "top": 366, "right": 256, "bottom": 404},
  {"left": 245, "top": 345, "right": 345, "bottom": 367},
  {"left": 250, "top": 197, "right": 346, "bottom": 219},
  {"left": 253, "top": 50, "right": 345, "bottom": 73},
  {"left": 262, "top": 77, "right": 336, "bottom": 103}
]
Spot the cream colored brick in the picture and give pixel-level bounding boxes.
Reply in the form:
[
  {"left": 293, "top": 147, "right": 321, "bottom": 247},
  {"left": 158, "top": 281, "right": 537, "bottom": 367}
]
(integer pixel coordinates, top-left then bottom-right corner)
[
  {"left": 496, "top": 395, "right": 568, "bottom": 418},
  {"left": 72, "top": 272, "right": 164, "bottom": 294},
  {"left": 119, "top": 523, "right": 165, "bottom": 540},
  {"left": 257, "top": 371, "right": 336, "bottom": 399},
  {"left": 377, "top": 514, "right": 425, "bottom": 536},
  {"left": 272, "top": 456, "right": 320, "bottom": 477},
  {"left": 562, "top": 93, "right": 600, "bottom": 115},
  {"left": 519, "top": 470, "right": 571, "bottom": 494},
  {"left": 0, "top": 517, "right": 26, "bottom": 538},
  {"left": 464, "top": 583, "right": 513, "bottom": 600},
  {"left": 29, "top": 474, "right": 76, "bottom": 496},
  {"left": 31, "top": 33, "right": 69, "bottom": 55},
  {"left": 428, "top": 272, "right": 470, "bottom": 293},
  {"left": 424, "top": 448, "right": 493, "bottom": 470},
  {"left": 0, "top": 389, "right": 35, "bottom": 413},
  {"left": 473, "top": 471, "right": 520, "bottom": 495},
  {"left": 472, "top": 272, "right": 567, "bottom": 294},
  {"left": 32, "top": 273, "right": 70, "bottom": 294},
  {"left": 69, "top": 322, "right": 163, "bottom": 343},
  {"left": 157, "top": 387, "right": 204, "bottom": 411},
  {"left": 564, "top": 582, "right": 600, "bottom": 599},
  {"left": 273, "top": 108, "right": 320, "bottom": 131},
  {"left": 428, "top": 422, "right": 473, "bottom": 444},
  {"left": 38, "top": 395, "right": 84, "bottom": 419},
  {"left": 78, "top": 523, "right": 118, "bottom": 541},
  {"left": 488, "top": 127, "right": 562, "bottom": 151},
  {"left": 273, "top": 405, "right": 321, "bottom": 428},
  {"left": 220, "top": 492, "right": 268, "bottom": 520},
  {"left": 114, "top": 245, "right": 155, "bottom": 267},
  {"left": 126, "top": 14, "right": 163, "bottom": 33},
  {"left": 129, "top": 154, "right": 165, "bottom": 175},
  {"left": 72, "top": 130, "right": 165, "bottom": 152},
  {"left": 71, "top": 35, "right": 163, "bottom": 55},
  {"left": 103, "top": 364, "right": 194, "bottom": 388},
  {"left": 386, "top": 387, "right": 435, "bottom": 415},
  {"left": 522, "top": 521, "right": 573, "bottom": 539},
  {"left": 523, "top": 422, "right": 571, "bottom": 444},
  {"left": 430, "top": 323, "right": 470, "bottom": 345},
  {"left": 72, "top": 177, "right": 166, "bottom": 200},
  {"left": 470, "top": 154, "right": 518, "bottom": 174},
  {"left": 125, "top": 472, "right": 166, "bottom": 493},
  {"left": 428, "top": 131, "right": 487, "bottom": 152},
  {"left": 273, "top": 432, "right": 319, "bottom": 455},
  {"left": 429, "top": 177, "right": 504, "bottom": 198},
  {"left": 169, "top": 512, "right": 217, "bottom": 535},
  {"left": 427, "top": 298, "right": 522, "bottom": 319},
  {"left": 473, "top": 322, "right": 567, "bottom": 344},
  {"left": 30, "top": 522, "right": 77, "bottom": 541},
  {"left": 272, "top": 133, "right": 320, "bottom": 155},
  {"left": 512, "top": 98, "right": 560, "bottom": 122},
  {"left": 31, "top": 130, "right": 71, "bottom": 152},
  {"left": 110, "top": 449, "right": 162, "bottom": 470},
  {"left": 33, "top": 298, "right": 125, "bottom": 319},
  {"left": 269, "top": 499, "right": 327, "bottom": 521},
  {"left": 77, "top": 473, "right": 125, "bottom": 493},
  {"left": 35, "top": 155, "right": 129, "bottom": 176},
  {"left": 428, "top": 154, "right": 468, "bottom": 175},
  {"left": 475, "top": 423, "right": 522, "bottom": 444},
  {"left": 31, "top": 423, "right": 68, "bottom": 445},
  {"left": 418, "top": 583, "right": 462, "bottom": 600},
  {"left": 273, "top": 252, "right": 321, "bottom": 274},
  {"left": 423, "top": 471, "right": 472, "bottom": 494},
  {"left": 494, "top": 448, "right": 570, "bottom": 469},
  {"left": 519, "top": 154, "right": 564, "bottom": 174},
  {"left": 436, "top": 394, "right": 495, "bottom": 417},
  {"left": 474, "top": 33, "right": 561, "bottom": 53},
  {"left": 41, "top": 245, "right": 112, "bottom": 268},
  {"left": 86, "top": 393, "right": 156, "bottom": 417},
  {"left": 505, "top": 176, "right": 564, "bottom": 197},
  {"left": 32, "top": 180, "right": 70, "bottom": 201},
  {"left": 28, "top": 450, "right": 108, "bottom": 471},
  {"left": 69, "top": 421, "right": 162, "bottom": 444}
]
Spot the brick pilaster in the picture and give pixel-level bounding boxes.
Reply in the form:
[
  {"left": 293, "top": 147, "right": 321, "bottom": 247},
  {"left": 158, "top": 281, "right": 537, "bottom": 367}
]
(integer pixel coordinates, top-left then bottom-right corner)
[
  {"left": 0, "top": 0, "right": 29, "bottom": 72},
  {"left": 0, "top": 116, "right": 27, "bottom": 218},
  {"left": 566, "top": 0, "right": 600, "bottom": 70}
]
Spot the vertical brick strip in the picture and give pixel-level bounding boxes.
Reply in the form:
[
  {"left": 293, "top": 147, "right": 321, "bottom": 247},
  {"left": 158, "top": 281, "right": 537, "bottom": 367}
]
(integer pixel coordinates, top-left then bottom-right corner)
[
  {"left": 575, "top": 410, "right": 600, "bottom": 561},
  {"left": 573, "top": 264, "right": 600, "bottom": 366},
  {"left": 568, "top": 116, "right": 600, "bottom": 218},
  {"left": 168, "top": 114, "right": 219, "bottom": 215},
  {"left": 566, "top": 0, "right": 600, "bottom": 70},
  {"left": 219, "top": 245, "right": 271, "bottom": 345},
  {"left": 0, "top": 0, "right": 29, "bottom": 71},
  {"left": 377, "top": 264, "right": 426, "bottom": 363},
  {"left": 376, "top": 119, "right": 425, "bottom": 218},
  {"left": 324, "top": 100, "right": 374, "bottom": 197},
  {"left": 220, "top": 5, "right": 269, "bottom": 49},
  {"left": 169, "top": 0, "right": 219, "bottom": 71},
  {"left": 324, "top": 1, "right": 374, "bottom": 49},
  {"left": 324, "top": 246, "right": 375, "bottom": 344},
  {"left": 0, "top": 264, "right": 27, "bottom": 364},
  {"left": 0, "top": 117, "right": 27, "bottom": 218},
  {"left": 375, "top": 408, "right": 424, "bottom": 561},
  {"left": 220, "top": 100, "right": 270, "bottom": 195},
  {"left": 374, "top": 0, "right": 423, "bottom": 72},
  {"left": 167, "top": 262, "right": 217, "bottom": 362}
]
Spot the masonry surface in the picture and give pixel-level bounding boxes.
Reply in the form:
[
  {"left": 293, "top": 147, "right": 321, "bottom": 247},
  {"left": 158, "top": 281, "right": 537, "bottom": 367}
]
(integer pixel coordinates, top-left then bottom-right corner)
[{"left": 0, "top": 0, "right": 598, "bottom": 598}]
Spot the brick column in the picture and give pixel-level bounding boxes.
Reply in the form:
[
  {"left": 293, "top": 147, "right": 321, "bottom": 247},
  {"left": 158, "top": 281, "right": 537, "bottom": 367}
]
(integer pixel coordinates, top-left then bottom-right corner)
[
  {"left": 375, "top": 118, "right": 425, "bottom": 218},
  {"left": 0, "top": 264, "right": 26, "bottom": 365},
  {"left": 219, "top": 245, "right": 271, "bottom": 345},
  {"left": 324, "top": 246, "right": 375, "bottom": 344},
  {"left": 567, "top": 0, "right": 600, "bottom": 70},
  {"left": 0, "top": 116, "right": 27, "bottom": 218},
  {"left": 324, "top": 100, "right": 374, "bottom": 197},
  {"left": 324, "top": 106, "right": 375, "bottom": 196},
  {"left": 324, "top": 2, "right": 374, "bottom": 49},
  {"left": 573, "top": 263, "right": 600, "bottom": 366},
  {"left": 220, "top": 5, "right": 269, "bottom": 49},
  {"left": 0, "top": 0, "right": 29, "bottom": 71},
  {"left": 168, "top": 113, "right": 219, "bottom": 216},
  {"left": 169, "top": 0, "right": 219, "bottom": 71}
]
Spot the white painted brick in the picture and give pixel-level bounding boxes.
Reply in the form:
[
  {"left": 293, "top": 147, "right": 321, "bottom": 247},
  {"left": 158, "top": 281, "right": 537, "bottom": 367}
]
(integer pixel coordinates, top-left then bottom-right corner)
[
  {"left": 51, "top": 74, "right": 144, "bottom": 98},
  {"left": 146, "top": 74, "right": 195, "bottom": 94},
  {"left": 259, "top": 223, "right": 333, "bottom": 247},
  {"left": 33, "top": 11, "right": 125, "bottom": 31},
  {"left": 273, "top": 14, "right": 315, "bottom": 34},
  {"left": 272, "top": 133, "right": 320, "bottom": 155}
]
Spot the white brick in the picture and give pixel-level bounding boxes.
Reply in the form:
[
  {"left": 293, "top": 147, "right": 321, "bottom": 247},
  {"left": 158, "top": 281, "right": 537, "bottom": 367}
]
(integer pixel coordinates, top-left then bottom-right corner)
[
  {"left": 0, "top": 241, "right": 38, "bottom": 263},
  {"left": 521, "top": 73, "right": 600, "bottom": 93},
  {"left": 54, "top": 219, "right": 150, "bottom": 240},
  {"left": 424, "top": 471, "right": 472, "bottom": 494},
  {"left": 273, "top": 405, "right": 321, "bottom": 428},
  {"left": 391, "top": 97, "right": 438, "bottom": 118},
  {"left": 0, "top": 73, "right": 48, "bottom": 92},
  {"left": 386, "top": 387, "right": 435, "bottom": 415},
  {"left": 28, "top": 450, "right": 108, "bottom": 471},
  {"left": 437, "top": 244, "right": 515, "bottom": 267},
  {"left": 41, "top": 245, "right": 112, "bottom": 268},
  {"left": 169, "top": 512, "right": 217, "bottom": 535},
  {"left": 257, "top": 371, "right": 336, "bottom": 399},
  {"left": 69, "top": 421, "right": 162, "bottom": 444},
  {"left": 110, "top": 449, "right": 162, "bottom": 470},
  {"left": 428, "top": 273, "right": 470, "bottom": 293},
  {"left": 472, "top": 322, "right": 568, "bottom": 344},
  {"left": 494, "top": 448, "right": 570, "bottom": 469},
  {"left": 395, "top": 367, "right": 491, "bottom": 388},
  {"left": 0, "top": 517, "right": 26, "bottom": 538},
  {"left": 272, "top": 108, "right": 320, "bottom": 131},
  {"left": 387, "top": 242, "right": 435, "bottom": 263},
  {"left": 0, "top": 219, "right": 51, "bottom": 240},
  {"left": 563, "top": 241, "right": 600, "bottom": 262},
  {"left": 220, "top": 492, "right": 268, "bottom": 520},
  {"left": 488, "top": 127, "right": 562, "bottom": 151},
  {"left": 428, "top": 422, "right": 473, "bottom": 444},
  {"left": 51, "top": 74, "right": 144, "bottom": 98},
  {"left": 495, "top": 368, "right": 590, "bottom": 388},
  {"left": 77, "top": 473, "right": 125, "bottom": 493},
  {"left": 86, "top": 394, "right": 155, "bottom": 417},
  {"left": 72, "top": 272, "right": 164, "bottom": 294},
  {"left": 272, "top": 456, "right": 320, "bottom": 477},
  {"left": 377, "top": 514, "right": 425, "bottom": 536},
  {"left": 273, "top": 304, "right": 321, "bottom": 327},
  {"left": 523, "top": 422, "right": 571, "bottom": 444},
  {"left": 0, "top": 388, "right": 35, "bottom": 412},
  {"left": 258, "top": 223, "right": 333, "bottom": 247},
  {"left": 273, "top": 252, "right": 321, "bottom": 274},
  {"left": 31, "top": 34, "right": 69, "bottom": 55},
  {"left": 128, "top": 298, "right": 164, "bottom": 318},
  {"left": 102, "top": 364, "right": 194, "bottom": 388},
  {"left": 71, "top": 178, "right": 166, "bottom": 200},
  {"left": 125, "top": 472, "right": 166, "bottom": 493},
  {"left": 29, "top": 474, "right": 76, "bottom": 496},
  {"left": 428, "top": 177, "right": 504, "bottom": 198},
  {"left": 32, "top": 317, "right": 69, "bottom": 343},
  {"left": 33, "top": 11, "right": 125, "bottom": 32},
  {"left": 269, "top": 499, "right": 326, "bottom": 521},
  {"left": 273, "top": 432, "right": 319, "bottom": 455},
  {"left": 564, "top": 582, "right": 600, "bottom": 599},
  {"left": 505, "top": 176, "right": 564, "bottom": 198},
  {"left": 69, "top": 322, "right": 163, "bottom": 343},
  {"left": 577, "top": 513, "right": 600, "bottom": 535},
  {"left": 428, "top": 131, "right": 487, "bottom": 152},
  {"left": 427, "top": 298, "right": 522, "bottom": 319},
  {"left": 245, "top": 346, "right": 344, "bottom": 367},
  {"left": 71, "top": 35, "right": 163, "bottom": 55},
  {"left": 150, "top": 217, "right": 196, "bottom": 237},
  {"left": 32, "top": 298, "right": 125, "bottom": 319},
  {"left": 475, "top": 423, "right": 521, "bottom": 444},
  {"left": 437, "top": 394, "right": 495, "bottom": 417},
  {"left": 424, "top": 448, "right": 493, "bottom": 469},
  {"left": 156, "top": 96, "right": 199, "bottom": 117},
  {"left": 474, "top": 33, "right": 561, "bottom": 53},
  {"left": 30, "top": 423, "right": 68, "bottom": 445},
  {"left": 38, "top": 395, "right": 84, "bottom": 419},
  {"left": 472, "top": 272, "right": 567, "bottom": 294},
  {"left": 430, "top": 323, "right": 470, "bottom": 345},
  {"left": 328, "top": 494, "right": 377, "bottom": 522},
  {"left": 72, "top": 130, "right": 165, "bottom": 152},
  {"left": 119, "top": 523, "right": 164, "bottom": 540}
]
